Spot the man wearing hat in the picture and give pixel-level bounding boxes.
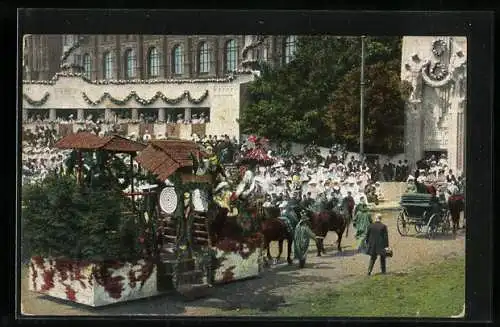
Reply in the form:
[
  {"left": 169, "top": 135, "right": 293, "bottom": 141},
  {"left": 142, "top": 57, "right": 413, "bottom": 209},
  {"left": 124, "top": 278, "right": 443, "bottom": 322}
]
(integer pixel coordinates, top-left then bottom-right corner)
[{"left": 365, "top": 213, "right": 390, "bottom": 275}]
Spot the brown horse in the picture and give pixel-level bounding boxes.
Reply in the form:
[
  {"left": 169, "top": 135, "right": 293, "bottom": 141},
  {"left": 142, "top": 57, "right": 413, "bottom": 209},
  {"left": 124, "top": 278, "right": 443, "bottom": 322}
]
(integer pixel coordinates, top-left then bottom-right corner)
[
  {"left": 261, "top": 216, "right": 294, "bottom": 265},
  {"left": 448, "top": 194, "right": 465, "bottom": 235},
  {"left": 307, "top": 208, "right": 348, "bottom": 256},
  {"left": 208, "top": 206, "right": 244, "bottom": 245}
]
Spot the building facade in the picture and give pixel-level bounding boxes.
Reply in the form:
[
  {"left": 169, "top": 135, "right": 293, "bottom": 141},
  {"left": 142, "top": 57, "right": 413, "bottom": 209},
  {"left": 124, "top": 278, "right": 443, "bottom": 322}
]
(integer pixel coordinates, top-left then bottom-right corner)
[
  {"left": 401, "top": 36, "right": 467, "bottom": 174},
  {"left": 22, "top": 35, "right": 298, "bottom": 140},
  {"left": 23, "top": 35, "right": 298, "bottom": 81}
]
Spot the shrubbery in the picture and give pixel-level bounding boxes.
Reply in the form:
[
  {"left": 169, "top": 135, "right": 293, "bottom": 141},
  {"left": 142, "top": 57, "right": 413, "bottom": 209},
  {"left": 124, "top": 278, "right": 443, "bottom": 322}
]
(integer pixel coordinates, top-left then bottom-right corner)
[{"left": 22, "top": 172, "right": 145, "bottom": 261}]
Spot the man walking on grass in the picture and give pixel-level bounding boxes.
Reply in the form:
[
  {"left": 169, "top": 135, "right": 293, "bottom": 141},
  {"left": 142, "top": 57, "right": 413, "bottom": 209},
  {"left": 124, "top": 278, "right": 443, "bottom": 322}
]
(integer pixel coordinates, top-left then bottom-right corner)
[{"left": 366, "top": 213, "right": 389, "bottom": 276}]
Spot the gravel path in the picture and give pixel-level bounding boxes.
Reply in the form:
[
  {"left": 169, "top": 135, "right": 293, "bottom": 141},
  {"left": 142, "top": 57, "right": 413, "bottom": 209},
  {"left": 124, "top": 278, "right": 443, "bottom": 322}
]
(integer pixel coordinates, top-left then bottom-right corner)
[{"left": 21, "top": 210, "right": 465, "bottom": 316}]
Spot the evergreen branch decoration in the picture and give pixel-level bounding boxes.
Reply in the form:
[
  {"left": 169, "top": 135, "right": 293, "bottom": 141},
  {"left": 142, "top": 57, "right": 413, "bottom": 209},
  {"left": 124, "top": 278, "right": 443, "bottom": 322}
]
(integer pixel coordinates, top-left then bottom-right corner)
[
  {"left": 23, "top": 71, "right": 253, "bottom": 85},
  {"left": 60, "top": 40, "right": 82, "bottom": 67},
  {"left": 23, "top": 92, "right": 50, "bottom": 106},
  {"left": 82, "top": 90, "right": 209, "bottom": 106}
]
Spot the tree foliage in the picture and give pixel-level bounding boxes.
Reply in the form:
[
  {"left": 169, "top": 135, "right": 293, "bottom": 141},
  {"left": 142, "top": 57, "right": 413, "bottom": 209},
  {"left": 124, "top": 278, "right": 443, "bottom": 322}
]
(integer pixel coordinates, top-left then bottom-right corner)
[
  {"left": 325, "top": 59, "right": 409, "bottom": 154},
  {"left": 239, "top": 35, "right": 408, "bottom": 153}
]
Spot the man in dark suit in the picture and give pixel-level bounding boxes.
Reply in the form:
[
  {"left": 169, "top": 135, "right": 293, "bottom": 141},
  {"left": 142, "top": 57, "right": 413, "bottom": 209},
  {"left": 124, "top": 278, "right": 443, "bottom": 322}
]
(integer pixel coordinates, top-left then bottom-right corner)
[{"left": 365, "top": 213, "right": 389, "bottom": 275}]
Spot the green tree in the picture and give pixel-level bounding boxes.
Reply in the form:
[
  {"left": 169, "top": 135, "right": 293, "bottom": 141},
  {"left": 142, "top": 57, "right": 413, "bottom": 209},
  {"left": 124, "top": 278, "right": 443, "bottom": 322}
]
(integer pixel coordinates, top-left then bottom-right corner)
[
  {"left": 240, "top": 36, "right": 361, "bottom": 145},
  {"left": 240, "top": 36, "right": 406, "bottom": 151},
  {"left": 325, "top": 59, "right": 411, "bottom": 154}
]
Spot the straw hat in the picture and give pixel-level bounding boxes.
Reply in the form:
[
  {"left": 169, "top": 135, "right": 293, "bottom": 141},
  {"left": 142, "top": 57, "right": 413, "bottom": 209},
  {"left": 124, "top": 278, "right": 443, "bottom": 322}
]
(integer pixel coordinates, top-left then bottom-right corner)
[{"left": 214, "top": 181, "right": 230, "bottom": 193}]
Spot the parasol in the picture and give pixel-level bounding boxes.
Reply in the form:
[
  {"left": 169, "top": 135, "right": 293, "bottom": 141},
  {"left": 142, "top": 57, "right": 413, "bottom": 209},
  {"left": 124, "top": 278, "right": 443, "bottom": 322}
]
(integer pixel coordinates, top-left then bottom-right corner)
[{"left": 236, "top": 135, "right": 276, "bottom": 167}]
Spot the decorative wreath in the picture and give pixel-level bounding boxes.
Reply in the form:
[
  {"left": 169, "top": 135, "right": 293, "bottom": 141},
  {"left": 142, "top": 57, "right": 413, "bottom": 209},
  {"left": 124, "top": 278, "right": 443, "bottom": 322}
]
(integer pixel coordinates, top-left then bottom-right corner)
[
  {"left": 427, "top": 62, "right": 449, "bottom": 81},
  {"left": 432, "top": 40, "right": 447, "bottom": 57}
]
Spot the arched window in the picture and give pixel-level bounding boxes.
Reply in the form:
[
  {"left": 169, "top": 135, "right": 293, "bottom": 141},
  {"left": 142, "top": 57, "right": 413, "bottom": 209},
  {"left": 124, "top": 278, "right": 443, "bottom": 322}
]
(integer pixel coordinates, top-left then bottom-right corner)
[
  {"left": 103, "top": 51, "right": 113, "bottom": 79},
  {"left": 83, "top": 54, "right": 91, "bottom": 78},
  {"left": 125, "top": 49, "right": 136, "bottom": 79},
  {"left": 172, "top": 45, "right": 183, "bottom": 75},
  {"left": 148, "top": 47, "right": 160, "bottom": 77},
  {"left": 198, "top": 42, "right": 210, "bottom": 74},
  {"left": 225, "top": 39, "right": 237, "bottom": 72},
  {"left": 283, "top": 35, "right": 297, "bottom": 64}
]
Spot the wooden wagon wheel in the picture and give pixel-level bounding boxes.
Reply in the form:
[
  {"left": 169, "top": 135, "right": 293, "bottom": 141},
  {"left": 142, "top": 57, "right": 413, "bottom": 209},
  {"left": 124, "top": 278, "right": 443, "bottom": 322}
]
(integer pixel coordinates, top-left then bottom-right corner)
[
  {"left": 396, "top": 209, "right": 410, "bottom": 236},
  {"left": 426, "top": 213, "right": 439, "bottom": 239}
]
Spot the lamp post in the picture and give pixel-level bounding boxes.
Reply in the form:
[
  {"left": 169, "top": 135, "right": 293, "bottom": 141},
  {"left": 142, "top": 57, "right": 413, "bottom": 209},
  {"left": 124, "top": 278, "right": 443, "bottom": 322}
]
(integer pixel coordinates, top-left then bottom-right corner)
[{"left": 360, "top": 35, "right": 366, "bottom": 160}]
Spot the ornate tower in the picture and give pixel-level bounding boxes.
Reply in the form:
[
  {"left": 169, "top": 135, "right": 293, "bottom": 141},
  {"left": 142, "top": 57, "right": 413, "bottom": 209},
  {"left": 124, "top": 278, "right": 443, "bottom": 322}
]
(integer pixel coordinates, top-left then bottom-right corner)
[{"left": 401, "top": 36, "right": 467, "bottom": 174}]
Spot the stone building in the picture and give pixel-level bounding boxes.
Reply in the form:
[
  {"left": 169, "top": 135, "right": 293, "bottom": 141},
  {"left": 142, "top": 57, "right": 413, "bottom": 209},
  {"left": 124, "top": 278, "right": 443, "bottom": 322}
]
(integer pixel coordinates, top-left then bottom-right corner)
[
  {"left": 23, "top": 34, "right": 298, "bottom": 81},
  {"left": 22, "top": 34, "right": 298, "bottom": 139},
  {"left": 401, "top": 36, "right": 467, "bottom": 174}
]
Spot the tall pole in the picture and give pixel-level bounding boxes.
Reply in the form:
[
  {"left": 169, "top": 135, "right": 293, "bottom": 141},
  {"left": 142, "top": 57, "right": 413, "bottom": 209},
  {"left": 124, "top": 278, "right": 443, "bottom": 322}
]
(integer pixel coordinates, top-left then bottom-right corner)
[{"left": 360, "top": 36, "right": 366, "bottom": 159}]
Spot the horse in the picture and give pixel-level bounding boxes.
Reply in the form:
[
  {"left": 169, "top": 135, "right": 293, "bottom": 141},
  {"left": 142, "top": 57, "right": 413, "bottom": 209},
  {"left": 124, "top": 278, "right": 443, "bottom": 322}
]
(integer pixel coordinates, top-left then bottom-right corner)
[
  {"left": 260, "top": 202, "right": 304, "bottom": 265},
  {"left": 305, "top": 197, "right": 349, "bottom": 256},
  {"left": 448, "top": 194, "right": 465, "bottom": 235}
]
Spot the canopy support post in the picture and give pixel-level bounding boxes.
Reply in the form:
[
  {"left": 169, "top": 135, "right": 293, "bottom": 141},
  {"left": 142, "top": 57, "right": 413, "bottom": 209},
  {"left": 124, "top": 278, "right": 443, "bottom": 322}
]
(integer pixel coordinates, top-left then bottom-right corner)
[
  {"left": 77, "top": 150, "right": 82, "bottom": 185},
  {"left": 130, "top": 153, "right": 135, "bottom": 204}
]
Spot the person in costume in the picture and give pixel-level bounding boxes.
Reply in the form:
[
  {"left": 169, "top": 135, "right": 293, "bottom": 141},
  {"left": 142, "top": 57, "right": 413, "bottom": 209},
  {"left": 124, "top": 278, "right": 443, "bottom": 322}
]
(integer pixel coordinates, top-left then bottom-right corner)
[
  {"left": 233, "top": 161, "right": 258, "bottom": 201},
  {"left": 293, "top": 209, "right": 317, "bottom": 268},
  {"left": 213, "top": 181, "right": 239, "bottom": 217},
  {"left": 353, "top": 195, "right": 373, "bottom": 252}
]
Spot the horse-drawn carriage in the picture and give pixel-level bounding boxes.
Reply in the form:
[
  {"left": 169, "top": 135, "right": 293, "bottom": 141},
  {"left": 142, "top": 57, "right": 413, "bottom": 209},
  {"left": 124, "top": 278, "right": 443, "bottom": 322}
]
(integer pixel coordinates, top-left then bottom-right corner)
[{"left": 396, "top": 192, "right": 451, "bottom": 239}]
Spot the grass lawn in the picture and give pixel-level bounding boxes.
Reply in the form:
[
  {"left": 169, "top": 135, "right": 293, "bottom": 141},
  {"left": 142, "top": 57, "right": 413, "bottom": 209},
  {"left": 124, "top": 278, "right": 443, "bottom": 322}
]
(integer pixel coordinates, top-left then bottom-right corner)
[{"left": 220, "top": 256, "right": 465, "bottom": 318}]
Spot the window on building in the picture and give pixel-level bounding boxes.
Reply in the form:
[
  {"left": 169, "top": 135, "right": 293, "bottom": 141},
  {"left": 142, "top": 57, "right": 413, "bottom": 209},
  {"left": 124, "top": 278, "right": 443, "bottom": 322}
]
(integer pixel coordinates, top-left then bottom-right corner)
[
  {"left": 75, "top": 54, "right": 81, "bottom": 66},
  {"left": 198, "top": 42, "right": 210, "bottom": 74},
  {"left": 262, "top": 45, "right": 269, "bottom": 62},
  {"left": 125, "top": 49, "right": 137, "bottom": 79},
  {"left": 148, "top": 47, "right": 160, "bottom": 77},
  {"left": 225, "top": 39, "right": 237, "bottom": 72},
  {"left": 83, "top": 54, "right": 91, "bottom": 78},
  {"left": 254, "top": 48, "right": 261, "bottom": 61},
  {"left": 103, "top": 52, "right": 114, "bottom": 79},
  {"left": 172, "top": 45, "right": 183, "bottom": 75},
  {"left": 283, "top": 35, "right": 297, "bottom": 64}
]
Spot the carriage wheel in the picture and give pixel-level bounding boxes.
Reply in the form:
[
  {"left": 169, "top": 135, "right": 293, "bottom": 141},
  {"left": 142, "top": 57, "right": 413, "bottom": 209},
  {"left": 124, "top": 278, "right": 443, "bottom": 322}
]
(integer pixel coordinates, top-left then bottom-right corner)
[
  {"left": 397, "top": 210, "right": 409, "bottom": 236},
  {"left": 426, "top": 214, "right": 438, "bottom": 239},
  {"left": 440, "top": 210, "right": 451, "bottom": 234}
]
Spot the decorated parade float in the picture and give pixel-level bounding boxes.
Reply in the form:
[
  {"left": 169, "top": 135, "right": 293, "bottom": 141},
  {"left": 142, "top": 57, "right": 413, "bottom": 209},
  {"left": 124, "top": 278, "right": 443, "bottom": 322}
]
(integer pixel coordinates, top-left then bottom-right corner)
[{"left": 23, "top": 132, "right": 268, "bottom": 306}]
